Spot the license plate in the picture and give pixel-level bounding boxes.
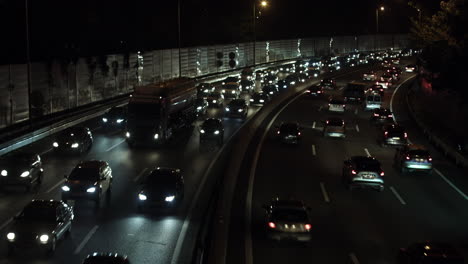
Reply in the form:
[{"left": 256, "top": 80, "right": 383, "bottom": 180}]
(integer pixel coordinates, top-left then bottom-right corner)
[
  {"left": 362, "top": 174, "right": 374, "bottom": 179},
  {"left": 393, "top": 137, "right": 400, "bottom": 140}
]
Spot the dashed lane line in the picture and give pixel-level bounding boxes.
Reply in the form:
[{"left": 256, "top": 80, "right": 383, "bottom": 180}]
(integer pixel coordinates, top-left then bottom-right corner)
[
  {"left": 349, "top": 253, "right": 361, "bottom": 264},
  {"left": 106, "top": 139, "right": 126, "bottom": 152},
  {"left": 434, "top": 168, "right": 468, "bottom": 200},
  {"left": 320, "top": 182, "right": 330, "bottom": 203},
  {"left": 133, "top": 168, "right": 148, "bottom": 182},
  {"left": 312, "top": 121, "right": 316, "bottom": 129},
  {"left": 312, "top": 145, "right": 317, "bottom": 156},
  {"left": 364, "top": 148, "right": 371, "bottom": 157},
  {"left": 390, "top": 186, "right": 407, "bottom": 205},
  {"left": 74, "top": 225, "right": 99, "bottom": 254},
  {"left": 355, "top": 124, "right": 360, "bottom": 132},
  {"left": 46, "top": 179, "right": 66, "bottom": 193}
]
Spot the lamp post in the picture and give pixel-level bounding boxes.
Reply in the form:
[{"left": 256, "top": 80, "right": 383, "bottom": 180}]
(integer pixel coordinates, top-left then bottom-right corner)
[
  {"left": 25, "top": 0, "right": 33, "bottom": 127},
  {"left": 178, "top": 0, "right": 182, "bottom": 77},
  {"left": 252, "top": 0, "right": 268, "bottom": 67},
  {"left": 376, "top": 5, "right": 384, "bottom": 34}
]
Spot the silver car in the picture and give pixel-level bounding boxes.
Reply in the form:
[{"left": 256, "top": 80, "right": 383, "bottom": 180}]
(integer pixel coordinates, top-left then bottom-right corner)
[{"left": 342, "top": 156, "right": 385, "bottom": 192}]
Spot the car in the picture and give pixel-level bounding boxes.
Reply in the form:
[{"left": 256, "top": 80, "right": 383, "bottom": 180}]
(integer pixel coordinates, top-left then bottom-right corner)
[
  {"left": 206, "top": 92, "right": 224, "bottom": 108},
  {"left": 52, "top": 127, "right": 93, "bottom": 154},
  {"left": 102, "top": 106, "right": 127, "bottom": 129},
  {"left": 225, "top": 99, "right": 248, "bottom": 119},
  {"left": 370, "top": 108, "right": 394, "bottom": 124},
  {"left": 276, "top": 122, "right": 302, "bottom": 144},
  {"left": 222, "top": 76, "right": 239, "bottom": 85},
  {"left": 221, "top": 84, "right": 241, "bottom": 99},
  {"left": 6, "top": 200, "right": 73, "bottom": 256},
  {"left": 323, "top": 117, "right": 345, "bottom": 138},
  {"left": 264, "top": 74, "right": 278, "bottom": 85},
  {"left": 83, "top": 253, "right": 131, "bottom": 264},
  {"left": 278, "top": 64, "right": 294, "bottom": 73},
  {"left": 0, "top": 153, "right": 43, "bottom": 192},
  {"left": 319, "top": 78, "right": 337, "bottom": 90},
  {"left": 305, "top": 85, "right": 323, "bottom": 96},
  {"left": 297, "top": 73, "right": 308, "bottom": 83},
  {"left": 405, "top": 64, "right": 417, "bottom": 73},
  {"left": 276, "top": 79, "right": 289, "bottom": 90},
  {"left": 394, "top": 144, "right": 433, "bottom": 175},
  {"left": 387, "top": 68, "right": 401, "bottom": 81},
  {"left": 343, "top": 83, "right": 366, "bottom": 103},
  {"left": 137, "top": 167, "right": 184, "bottom": 211},
  {"left": 307, "top": 69, "right": 320, "bottom": 78},
  {"left": 362, "top": 71, "right": 377, "bottom": 81},
  {"left": 194, "top": 98, "right": 208, "bottom": 116},
  {"left": 382, "top": 58, "right": 392, "bottom": 67},
  {"left": 391, "top": 58, "right": 400, "bottom": 64},
  {"left": 240, "top": 79, "right": 254, "bottom": 93},
  {"left": 285, "top": 74, "right": 299, "bottom": 86},
  {"left": 61, "top": 160, "right": 113, "bottom": 206},
  {"left": 250, "top": 92, "right": 270, "bottom": 105},
  {"left": 398, "top": 242, "right": 464, "bottom": 264},
  {"left": 366, "top": 84, "right": 385, "bottom": 97},
  {"left": 255, "top": 70, "right": 265, "bottom": 82},
  {"left": 241, "top": 68, "right": 254, "bottom": 80},
  {"left": 379, "top": 123, "right": 408, "bottom": 147},
  {"left": 377, "top": 73, "right": 394, "bottom": 88},
  {"left": 262, "top": 84, "right": 279, "bottom": 96},
  {"left": 262, "top": 198, "right": 312, "bottom": 242},
  {"left": 196, "top": 83, "right": 215, "bottom": 98},
  {"left": 364, "top": 93, "right": 382, "bottom": 111},
  {"left": 342, "top": 156, "right": 385, "bottom": 192},
  {"left": 199, "top": 118, "right": 224, "bottom": 145},
  {"left": 328, "top": 98, "right": 346, "bottom": 113}
]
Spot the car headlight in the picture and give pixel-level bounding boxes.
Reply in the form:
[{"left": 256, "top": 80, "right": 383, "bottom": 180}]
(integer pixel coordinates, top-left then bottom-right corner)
[
  {"left": 250, "top": 99, "right": 254, "bottom": 102},
  {"left": 126, "top": 132, "right": 131, "bottom": 138},
  {"left": 20, "top": 171, "right": 30, "bottom": 177},
  {"left": 269, "top": 92, "right": 273, "bottom": 94},
  {"left": 7, "top": 232, "right": 15, "bottom": 241},
  {"left": 138, "top": 193, "right": 147, "bottom": 201},
  {"left": 231, "top": 90, "right": 236, "bottom": 94},
  {"left": 154, "top": 133, "right": 159, "bottom": 140},
  {"left": 86, "top": 187, "right": 96, "bottom": 193},
  {"left": 116, "top": 119, "right": 124, "bottom": 123},
  {"left": 200, "top": 129, "right": 205, "bottom": 134},
  {"left": 221, "top": 90, "right": 225, "bottom": 93},
  {"left": 53, "top": 142, "right": 59, "bottom": 148},
  {"left": 212, "top": 100, "right": 217, "bottom": 103},
  {"left": 238, "top": 109, "right": 243, "bottom": 112},
  {"left": 62, "top": 186, "right": 70, "bottom": 192},
  {"left": 102, "top": 118, "right": 108, "bottom": 122},
  {"left": 71, "top": 143, "right": 79, "bottom": 148},
  {"left": 225, "top": 108, "right": 230, "bottom": 111},
  {"left": 39, "top": 234, "right": 49, "bottom": 244},
  {"left": 259, "top": 99, "right": 264, "bottom": 102},
  {"left": 214, "top": 130, "right": 220, "bottom": 135},
  {"left": 196, "top": 106, "right": 202, "bottom": 110},
  {"left": 1, "top": 170, "right": 7, "bottom": 176},
  {"left": 165, "top": 195, "right": 175, "bottom": 202}
]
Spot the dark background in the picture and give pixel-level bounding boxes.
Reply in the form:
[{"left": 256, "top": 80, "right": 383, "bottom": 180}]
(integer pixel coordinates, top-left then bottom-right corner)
[{"left": 0, "top": 0, "right": 440, "bottom": 63}]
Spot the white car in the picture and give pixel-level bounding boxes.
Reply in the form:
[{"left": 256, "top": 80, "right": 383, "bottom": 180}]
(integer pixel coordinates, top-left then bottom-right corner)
[
  {"left": 364, "top": 93, "right": 382, "bottom": 111},
  {"left": 328, "top": 98, "right": 346, "bottom": 113},
  {"left": 363, "top": 72, "right": 377, "bottom": 81}
]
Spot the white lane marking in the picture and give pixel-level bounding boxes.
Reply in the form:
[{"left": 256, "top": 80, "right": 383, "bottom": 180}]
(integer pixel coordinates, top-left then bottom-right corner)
[
  {"left": 355, "top": 124, "right": 360, "bottom": 132},
  {"left": 364, "top": 148, "right": 371, "bottom": 157},
  {"left": 390, "top": 186, "right": 407, "bottom": 205},
  {"left": 312, "top": 121, "right": 316, "bottom": 129},
  {"left": 133, "top": 168, "right": 148, "bottom": 182},
  {"left": 434, "top": 168, "right": 468, "bottom": 200},
  {"left": 354, "top": 108, "right": 358, "bottom": 115},
  {"left": 312, "top": 145, "right": 317, "bottom": 156},
  {"left": 349, "top": 253, "right": 361, "bottom": 264},
  {"left": 0, "top": 218, "right": 13, "bottom": 231},
  {"left": 46, "top": 179, "right": 66, "bottom": 193},
  {"left": 390, "top": 75, "right": 416, "bottom": 123},
  {"left": 40, "top": 148, "right": 53, "bottom": 155},
  {"left": 106, "top": 139, "right": 126, "bottom": 152},
  {"left": 320, "top": 182, "right": 330, "bottom": 203},
  {"left": 245, "top": 93, "right": 302, "bottom": 264},
  {"left": 74, "top": 225, "right": 99, "bottom": 254}
]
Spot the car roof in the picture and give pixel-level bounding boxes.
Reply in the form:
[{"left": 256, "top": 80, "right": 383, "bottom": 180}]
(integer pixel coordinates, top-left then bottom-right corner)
[
  {"left": 26, "top": 199, "right": 61, "bottom": 209},
  {"left": 406, "top": 144, "right": 428, "bottom": 151},
  {"left": 326, "top": 117, "right": 344, "bottom": 123},
  {"left": 150, "top": 167, "right": 180, "bottom": 176},
  {"left": 270, "top": 199, "right": 305, "bottom": 210},
  {"left": 203, "top": 118, "right": 222, "bottom": 125},
  {"left": 76, "top": 160, "right": 107, "bottom": 169},
  {"left": 384, "top": 124, "right": 405, "bottom": 131},
  {"left": 229, "top": 99, "right": 246, "bottom": 104}
]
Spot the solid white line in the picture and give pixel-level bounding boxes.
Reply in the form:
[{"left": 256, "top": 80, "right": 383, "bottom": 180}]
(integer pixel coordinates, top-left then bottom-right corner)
[
  {"left": 106, "top": 139, "right": 126, "bottom": 152},
  {"left": 355, "top": 124, "right": 360, "bottom": 132},
  {"left": 312, "top": 145, "right": 317, "bottom": 156},
  {"left": 320, "top": 182, "right": 330, "bottom": 203},
  {"left": 364, "top": 148, "right": 371, "bottom": 157},
  {"left": 245, "top": 93, "right": 302, "bottom": 264},
  {"left": 434, "top": 168, "right": 468, "bottom": 200},
  {"left": 74, "top": 225, "right": 99, "bottom": 254},
  {"left": 390, "top": 75, "right": 416, "bottom": 123},
  {"left": 349, "top": 253, "right": 361, "bottom": 264},
  {"left": 133, "top": 168, "right": 148, "bottom": 182},
  {"left": 312, "top": 121, "right": 316, "bottom": 129},
  {"left": 390, "top": 186, "right": 407, "bottom": 205},
  {"left": 46, "top": 179, "right": 66, "bottom": 193},
  {"left": 0, "top": 218, "right": 13, "bottom": 231},
  {"left": 91, "top": 126, "right": 102, "bottom": 132}
]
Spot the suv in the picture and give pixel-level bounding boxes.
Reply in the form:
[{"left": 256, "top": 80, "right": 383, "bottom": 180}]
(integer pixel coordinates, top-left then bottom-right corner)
[
  {"left": 262, "top": 198, "right": 312, "bottom": 242},
  {"left": 0, "top": 153, "right": 43, "bottom": 192},
  {"left": 394, "top": 144, "right": 433, "bottom": 175},
  {"left": 379, "top": 124, "right": 408, "bottom": 147},
  {"left": 342, "top": 156, "right": 385, "bottom": 192},
  {"left": 61, "top": 160, "right": 113, "bottom": 206},
  {"left": 225, "top": 99, "right": 248, "bottom": 119}
]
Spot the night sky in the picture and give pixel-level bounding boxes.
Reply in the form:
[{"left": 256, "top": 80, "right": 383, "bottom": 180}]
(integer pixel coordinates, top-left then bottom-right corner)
[{"left": 0, "top": 0, "right": 441, "bottom": 63}]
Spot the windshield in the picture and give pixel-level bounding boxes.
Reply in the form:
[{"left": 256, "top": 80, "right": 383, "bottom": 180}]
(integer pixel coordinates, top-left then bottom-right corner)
[
  {"left": 128, "top": 103, "right": 161, "bottom": 117},
  {"left": 203, "top": 119, "right": 221, "bottom": 127},
  {"left": 272, "top": 209, "right": 307, "bottom": 222},
  {"left": 229, "top": 100, "right": 245, "bottom": 106},
  {"left": 22, "top": 206, "right": 56, "bottom": 221},
  {"left": 355, "top": 160, "right": 381, "bottom": 171},
  {"left": 408, "top": 150, "right": 430, "bottom": 157},
  {"left": 68, "top": 168, "right": 99, "bottom": 181},
  {"left": 327, "top": 119, "right": 343, "bottom": 126},
  {"left": 280, "top": 124, "right": 298, "bottom": 133}
]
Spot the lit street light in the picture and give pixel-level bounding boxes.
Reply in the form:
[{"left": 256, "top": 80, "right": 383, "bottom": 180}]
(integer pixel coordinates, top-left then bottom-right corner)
[
  {"left": 376, "top": 5, "right": 385, "bottom": 34},
  {"left": 253, "top": 0, "right": 269, "bottom": 67}
]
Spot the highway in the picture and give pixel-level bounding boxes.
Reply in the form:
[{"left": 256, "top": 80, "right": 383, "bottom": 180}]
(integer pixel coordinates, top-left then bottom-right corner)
[{"left": 225, "top": 62, "right": 468, "bottom": 264}]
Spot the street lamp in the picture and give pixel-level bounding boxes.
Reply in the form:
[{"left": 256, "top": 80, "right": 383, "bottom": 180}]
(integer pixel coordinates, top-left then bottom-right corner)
[
  {"left": 252, "top": 0, "right": 268, "bottom": 67},
  {"left": 376, "top": 5, "right": 385, "bottom": 34},
  {"left": 178, "top": 0, "right": 182, "bottom": 77}
]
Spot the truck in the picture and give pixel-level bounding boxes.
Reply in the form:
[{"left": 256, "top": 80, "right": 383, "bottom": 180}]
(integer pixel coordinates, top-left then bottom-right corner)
[
  {"left": 125, "top": 77, "right": 197, "bottom": 147},
  {"left": 342, "top": 82, "right": 367, "bottom": 104}
]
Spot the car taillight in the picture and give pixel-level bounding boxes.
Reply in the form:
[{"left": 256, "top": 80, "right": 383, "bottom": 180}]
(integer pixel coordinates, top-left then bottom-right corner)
[
  {"left": 317, "top": 91, "right": 322, "bottom": 93},
  {"left": 380, "top": 171, "right": 385, "bottom": 176},
  {"left": 277, "top": 131, "right": 280, "bottom": 135},
  {"left": 304, "top": 224, "right": 312, "bottom": 230},
  {"left": 404, "top": 132, "right": 408, "bottom": 138},
  {"left": 405, "top": 156, "right": 411, "bottom": 160},
  {"left": 297, "top": 132, "right": 301, "bottom": 136},
  {"left": 268, "top": 222, "right": 276, "bottom": 229},
  {"left": 306, "top": 90, "right": 311, "bottom": 93},
  {"left": 351, "top": 170, "right": 357, "bottom": 175},
  {"left": 384, "top": 131, "right": 388, "bottom": 136},
  {"left": 428, "top": 157, "right": 432, "bottom": 162},
  {"left": 388, "top": 114, "right": 393, "bottom": 117},
  {"left": 374, "top": 113, "right": 379, "bottom": 117}
]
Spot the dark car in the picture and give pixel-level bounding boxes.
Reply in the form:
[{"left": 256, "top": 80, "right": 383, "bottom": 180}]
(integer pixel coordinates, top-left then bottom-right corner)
[
  {"left": 405, "top": 64, "right": 417, "bottom": 73},
  {"left": 225, "top": 99, "right": 248, "bottom": 119},
  {"left": 343, "top": 83, "right": 366, "bottom": 104},
  {"left": 319, "top": 78, "right": 337, "bottom": 90},
  {"left": 137, "top": 167, "right": 184, "bottom": 211},
  {"left": 387, "top": 68, "right": 401, "bottom": 81},
  {"left": 277, "top": 80, "right": 289, "bottom": 90},
  {"left": 255, "top": 70, "right": 265, "bottom": 82},
  {"left": 83, "top": 253, "right": 131, "bottom": 264},
  {"left": 262, "top": 198, "right": 312, "bottom": 242},
  {"left": 241, "top": 68, "right": 254, "bottom": 80},
  {"left": 250, "top": 92, "right": 270, "bottom": 105},
  {"left": 370, "top": 108, "right": 393, "bottom": 124},
  {"left": 222, "top": 76, "right": 239, "bottom": 85},
  {"left": 380, "top": 72, "right": 394, "bottom": 84},
  {"left": 262, "top": 85, "right": 279, "bottom": 96},
  {"left": 264, "top": 75, "right": 278, "bottom": 85},
  {"left": 305, "top": 85, "right": 323, "bottom": 96},
  {"left": 323, "top": 117, "right": 345, "bottom": 138},
  {"left": 102, "top": 106, "right": 127, "bottom": 129},
  {"left": 6, "top": 200, "right": 73, "bottom": 256},
  {"left": 366, "top": 84, "right": 385, "bottom": 97},
  {"left": 194, "top": 98, "right": 208, "bottom": 117},
  {"left": 199, "top": 118, "right": 224, "bottom": 145},
  {"left": 52, "top": 127, "right": 93, "bottom": 154},
  {"left": 206, "top": 92, "right": 224, "bottom": 108},
  {"left": 197, "top": 83, "right": 215, "bottom": 98},
  {"left": 342, "top": 156, "right": 385, "bottom": 192},
  {"left": 308, "top": 69, "right": 321, "bottom": 78},
  {"left": 297, "top": 73, "right": 308, "bottom": 83},
  {"left": 240, "top": 79, "right": 254, "bottom": 93},
  {"left": 379, "top": 123, "right": 408, "bottom": 147},
  {"left": 276, "top": 122, "right": 302, "bottom": 144},
  {"left": 61, "top": 160, "right": 113, "bottom": 206},
  {"left": 398, "top": 242, "right": 464, "bottom": 264},
  {"left": 394, "top": 144, "right": 433, "bottom": 175},
  {"left": 0, "top": 153, "right": 43, "bottom": 191},
  {"left": 285, "top": 74, "right": 299, "bottom": 86}
]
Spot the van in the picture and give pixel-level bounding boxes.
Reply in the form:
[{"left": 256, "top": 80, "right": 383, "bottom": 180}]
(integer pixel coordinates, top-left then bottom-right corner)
[{"left": 364, "top": 93, "right": 382, "bottom": 110}]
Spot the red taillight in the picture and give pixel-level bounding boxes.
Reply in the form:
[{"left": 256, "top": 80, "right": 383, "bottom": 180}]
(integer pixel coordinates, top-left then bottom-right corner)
[
  {"left": 351, "top": 170, "right": 357, "bottom": 175},
  {"left": 342, "top": 105, "right": 346, "bottom": 107},
  {"left": 317, "top": 91, "right": 322, "bottom": 93},
  {"left": 297, "top": 132, "right": 301, "bottom": 136},
  {"left": 304, "top": 224, "right": 312, "bottom": 230},
  {"left": 384, "top": 131, "right": 388, "bottom": 136},
  {"left": 404, "top": 132, "right": 408, "bottom": 138},
  {"left": 405, "top": 156, "right": 411, "bottom": 160},
  {"left": 374, "top": 113, "right": 379, "bottom": 117},
  {"left": 306, "top": 90, "right": 311, "bottom": 93},
  {"left": 388, "top": 114, "right": 393, "bottom": 117},
  {"left": 268, "top": 222, "right": 276, "bottom": 229},
  {"left": 277, "top": 131, "right": 280, "bottom": 135},
  {"left": 428, "top": 157, "right": 432, "bottom": 162},
  {"left": 380, "top": 171, "right": 385, "bottom": 176}
]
